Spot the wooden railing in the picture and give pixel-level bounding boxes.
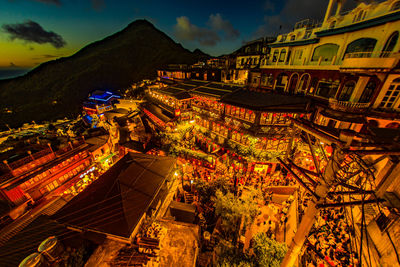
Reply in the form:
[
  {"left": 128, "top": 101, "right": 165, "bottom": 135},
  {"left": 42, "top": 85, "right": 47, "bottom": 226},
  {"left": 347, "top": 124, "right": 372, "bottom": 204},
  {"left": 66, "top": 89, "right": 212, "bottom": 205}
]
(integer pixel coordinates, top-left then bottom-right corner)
[
  {"left": 8, "top": 148, "right": 53, "bottom": 170},
  {"left": 0, "top": 139, "right": 86, "bottom": 182}
]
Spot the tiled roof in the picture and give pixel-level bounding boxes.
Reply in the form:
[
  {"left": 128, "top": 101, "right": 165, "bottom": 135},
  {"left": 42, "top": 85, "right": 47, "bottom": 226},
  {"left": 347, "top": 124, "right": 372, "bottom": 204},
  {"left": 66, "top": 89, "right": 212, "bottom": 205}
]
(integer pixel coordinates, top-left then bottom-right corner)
[
  {"left": 191, "top": 82, "right": 241, "bottom": 99},
  {"left": 221, "top": 90, "right": 309, "bottom": 111},
  {"left": 53, "top": 153, "right": 176, "bottom": 239}
]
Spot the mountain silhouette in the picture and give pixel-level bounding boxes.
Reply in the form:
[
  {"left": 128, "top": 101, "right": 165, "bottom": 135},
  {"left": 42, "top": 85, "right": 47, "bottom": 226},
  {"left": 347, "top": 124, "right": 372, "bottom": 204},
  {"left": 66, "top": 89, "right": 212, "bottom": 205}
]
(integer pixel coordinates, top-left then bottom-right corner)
[{"left": 0, "top": 19, "right": 209, "bottom": 128}]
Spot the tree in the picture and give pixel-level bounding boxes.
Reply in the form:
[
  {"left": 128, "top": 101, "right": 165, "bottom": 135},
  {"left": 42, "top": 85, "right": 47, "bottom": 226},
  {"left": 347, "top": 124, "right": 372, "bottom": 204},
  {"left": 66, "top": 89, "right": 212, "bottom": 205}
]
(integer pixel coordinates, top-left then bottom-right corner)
[
  {"left": 252, "top": 232, "right": 287, "bottom": 267},
  {"left": 215, "top": 239, "right": 253, "bottom": 267},
  {"left": 214, "top": 188, "right": 261, "bottom": 242},
  {"left": 194, "top": 176, "right": 231, "bottom": 204},
  {"left": 214, "top": 231, "right": 287, "bottom": 267}
]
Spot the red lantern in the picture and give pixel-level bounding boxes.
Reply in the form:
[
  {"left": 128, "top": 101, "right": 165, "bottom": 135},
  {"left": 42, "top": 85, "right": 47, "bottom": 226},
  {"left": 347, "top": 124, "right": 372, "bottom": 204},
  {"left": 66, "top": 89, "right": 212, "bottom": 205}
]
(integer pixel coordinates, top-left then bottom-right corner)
[
  {"left": 273, "top": 113, "right": 277, "bottom": 117},
  {"left": 300, "top": 114, "right": 304, "bottom": 118},
  {"left": 263, "top": 113, "right": 267, "bottom": 117}
]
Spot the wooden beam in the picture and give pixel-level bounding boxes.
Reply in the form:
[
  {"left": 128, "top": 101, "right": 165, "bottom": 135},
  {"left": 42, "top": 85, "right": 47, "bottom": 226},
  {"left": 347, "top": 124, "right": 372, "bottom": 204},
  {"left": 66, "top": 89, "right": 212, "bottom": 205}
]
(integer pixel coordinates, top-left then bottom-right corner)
[
  {"left": 291, "top": 165, "right": 320, "bottom": 177},
  {"left": 338, "top": 181, "right": 363, "bottom": 191},
  {"left": 328, "top": 190, "right": 375, "bottom": 195},
  {"left": 286, "top": 158, "right": 317, "bottom": 187},
  {"left": 306, "top": 133, "right": 322, "bottom": 175},
  {"left": 277, "top": 157, "right": 319, "bottom": 199},
  {"left": 345, "top": 150, "right": 400, "bottom": 156},
  {"left": 291, "top": 118, "right": 344, "bottom": 147},
  {"left": 317, "top": 198, "right": 385, "bottom": 208}
]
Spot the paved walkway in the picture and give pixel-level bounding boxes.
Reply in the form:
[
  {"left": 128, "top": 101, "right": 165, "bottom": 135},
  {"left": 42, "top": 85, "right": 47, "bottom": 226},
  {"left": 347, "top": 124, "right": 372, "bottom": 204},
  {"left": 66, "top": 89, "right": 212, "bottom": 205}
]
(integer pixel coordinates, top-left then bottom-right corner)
[{"left": 158, "top": 219, "right": 199, "bottom": 267}]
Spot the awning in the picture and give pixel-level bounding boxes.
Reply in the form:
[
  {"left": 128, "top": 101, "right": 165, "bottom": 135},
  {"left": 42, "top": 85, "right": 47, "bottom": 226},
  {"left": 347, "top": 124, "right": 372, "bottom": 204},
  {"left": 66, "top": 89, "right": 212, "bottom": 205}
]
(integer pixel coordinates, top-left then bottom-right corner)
[
  {"left": 141, "top": 103, "right": 174, "bottom": 129},
  {"left": 99, "top": 153, "right": 115, "bottom": 163},
  {"left": 320, "top": 109, "right": 365, "bottom": 123}
]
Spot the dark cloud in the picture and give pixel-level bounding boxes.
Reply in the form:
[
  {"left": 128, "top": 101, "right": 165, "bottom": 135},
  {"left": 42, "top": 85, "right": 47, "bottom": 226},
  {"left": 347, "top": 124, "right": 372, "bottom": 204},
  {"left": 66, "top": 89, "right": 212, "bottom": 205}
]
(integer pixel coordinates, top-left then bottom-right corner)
[
  {"left": 254, "top": 0, "right": 360, "bottom": 38},
  {"left": 32, "top": 0, "right": 61, "bottom": 5},
  {"left": 91, "top": 0, "right": 105, "bottom": 11},
  {"left": 10, "top": 0, "right": 106, "bottom": 11},
  {"left": 174, "top": 14, "right": 239, "bottom": 46},
  {"left": 2, "top": 20, "right": 66, "bottom": 48},
  {"left": 31, "top": 54, "right": 62, "bottom": 60},
  {"left": 208, "top": 13, "right": 240, "bottom": 40},
  {"left": 264, "top": 0, "right": 275, "bottom": 11},
  {"left": 7, "top": 0, "right": 62, "bottom": 5},
  {"left": 174, "top": 16, "right": 220, "bottom": 46}
]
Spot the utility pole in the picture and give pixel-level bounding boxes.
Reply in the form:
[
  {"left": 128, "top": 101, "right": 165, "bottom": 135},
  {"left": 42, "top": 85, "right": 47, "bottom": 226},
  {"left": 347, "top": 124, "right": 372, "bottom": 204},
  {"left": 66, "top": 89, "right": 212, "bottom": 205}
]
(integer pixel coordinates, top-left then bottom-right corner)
[{"left": 280, "top": 146, "right": 345, "bottom": 267}]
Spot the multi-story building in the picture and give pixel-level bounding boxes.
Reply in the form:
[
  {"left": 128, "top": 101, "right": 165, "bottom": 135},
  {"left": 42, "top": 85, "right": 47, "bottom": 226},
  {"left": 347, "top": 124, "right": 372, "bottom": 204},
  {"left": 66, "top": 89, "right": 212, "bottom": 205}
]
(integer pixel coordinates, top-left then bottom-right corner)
[
  {"left": 157, "top": 64, "right": 191, "bottom": 83},
  {"left": 83, "top": 90, "right": 121, "bottom": 115},
  {"left": 258, "top": 0, "right": 400, "bottom": 133},
  {"left": 223, "top": 37, "right": 275, "bottom": 85},
  {"left": 0, "top": 136, "right": 111, "bottom": 221},
  {"left": 157, "top": 62, "right": 224, "bottom": 84},
  {"left": 143, "top": 0, "right": 400, "bottom": 265}
]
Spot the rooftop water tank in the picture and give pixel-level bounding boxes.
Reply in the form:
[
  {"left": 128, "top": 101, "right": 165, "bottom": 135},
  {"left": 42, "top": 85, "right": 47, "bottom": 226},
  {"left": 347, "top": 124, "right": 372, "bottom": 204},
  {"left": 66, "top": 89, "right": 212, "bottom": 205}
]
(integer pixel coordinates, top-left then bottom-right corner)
[
  {"left": 38, "top": 236, "right": 64, "bottom": 262},
  {"left": 18, "top": 252, "right": 48, "bottom": 267}
]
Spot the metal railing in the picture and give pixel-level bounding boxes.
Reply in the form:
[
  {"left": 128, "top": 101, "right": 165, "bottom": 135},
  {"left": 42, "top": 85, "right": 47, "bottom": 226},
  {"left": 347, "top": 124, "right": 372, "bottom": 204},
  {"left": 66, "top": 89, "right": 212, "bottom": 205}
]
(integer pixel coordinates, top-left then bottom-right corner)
[
  {"left": 344, "top": 51, "right": 400, "bottom": 59},
  {"left": 294, "top": 19, "right": 321, "bottom": 30},
  {"left": 329, "top": 98, "right": 370, "bottom": 112}
]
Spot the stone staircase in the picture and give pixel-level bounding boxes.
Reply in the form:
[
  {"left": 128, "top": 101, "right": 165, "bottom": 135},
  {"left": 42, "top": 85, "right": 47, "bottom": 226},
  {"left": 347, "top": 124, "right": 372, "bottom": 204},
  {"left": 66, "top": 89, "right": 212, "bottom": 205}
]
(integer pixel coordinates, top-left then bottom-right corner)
[
  {"left": 363, "top": 203, "right": 379, "bottom": 225},
  {"left": 0, "top": 214, "right": 36, "bottom": 246},
  {"left": 42, "top": 197, "right": 68, "bottom": 216},
  {"left": 0, "top": 196, "right": 67, "bottom": 247},
  {"left": 184, "top": 192, "right": 194, "bottom": 204}
]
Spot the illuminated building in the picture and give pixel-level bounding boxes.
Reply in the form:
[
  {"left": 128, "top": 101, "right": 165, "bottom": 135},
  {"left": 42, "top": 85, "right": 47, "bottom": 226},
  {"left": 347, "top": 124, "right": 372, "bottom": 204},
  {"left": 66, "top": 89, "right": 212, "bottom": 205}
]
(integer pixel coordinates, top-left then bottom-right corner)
[
  {"left": 157, "top": 62, "right": 224, "bottom": 85},
  {"left": 226, "top": 37, "right": 276, "bottom": 85},
  {"left": 257, "top": 0, "right": 400, "bottom": 134},
  {"left": 144, "top": 0, "right": 400, "bottom": 265},
  {"left": 53, "top": 152, "right": 176, "bottom": 243},
  {"left": 157, "top": 64, "right": 191, "bottom": 84},
  {"left": 0, "top": 136, "right": 111, "bottom": 220},
  {"left": 83, "top": 90, "right": 121, "bottom": 115}
]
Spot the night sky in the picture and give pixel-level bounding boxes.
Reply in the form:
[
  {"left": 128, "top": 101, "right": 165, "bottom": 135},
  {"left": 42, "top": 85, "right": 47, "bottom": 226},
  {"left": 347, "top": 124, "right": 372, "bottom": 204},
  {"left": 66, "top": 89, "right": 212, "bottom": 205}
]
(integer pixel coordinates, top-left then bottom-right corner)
[{"left": 0, "top": 0, "right": 360, "bottom": 78}]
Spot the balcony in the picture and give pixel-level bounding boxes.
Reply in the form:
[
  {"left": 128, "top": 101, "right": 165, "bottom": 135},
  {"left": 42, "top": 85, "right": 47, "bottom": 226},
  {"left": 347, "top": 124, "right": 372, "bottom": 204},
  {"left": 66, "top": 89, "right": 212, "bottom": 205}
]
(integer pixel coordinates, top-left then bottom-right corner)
[
  {"left": 341, "top": 52, "right": 400, "bottom": 70},
  {"left": 328, "top": 98, "right": 370, "bottom": 112}
]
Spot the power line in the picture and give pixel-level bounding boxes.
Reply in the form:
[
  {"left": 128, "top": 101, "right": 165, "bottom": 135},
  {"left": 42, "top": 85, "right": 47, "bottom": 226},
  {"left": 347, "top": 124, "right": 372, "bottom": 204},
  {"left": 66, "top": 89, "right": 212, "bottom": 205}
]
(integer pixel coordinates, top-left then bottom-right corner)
[
  {"left": 6, "top": 155, "right": 172, "bottom": 239},
  {"left": 0, "top": 194, "right": 151, "bottom": 258},
  {"left": 0, "top": 185, "right": 153, "bottom": 253}
]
